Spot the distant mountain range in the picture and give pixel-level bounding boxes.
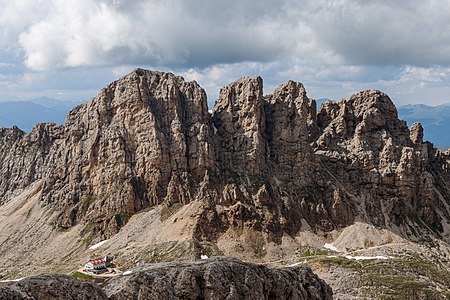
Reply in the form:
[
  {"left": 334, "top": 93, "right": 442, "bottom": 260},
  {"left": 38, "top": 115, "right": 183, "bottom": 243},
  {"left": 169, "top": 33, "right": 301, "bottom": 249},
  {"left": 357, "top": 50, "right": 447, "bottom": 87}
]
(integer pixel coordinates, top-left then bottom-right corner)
[
  {"left": 0, "top": 97, "right": 81, "bottom": 132},
  {"left": 0, "top": 96, "right": 449, "bottom": 148},
  {"left": 397, "top": 103, "right": 450, "bottom": 148}
]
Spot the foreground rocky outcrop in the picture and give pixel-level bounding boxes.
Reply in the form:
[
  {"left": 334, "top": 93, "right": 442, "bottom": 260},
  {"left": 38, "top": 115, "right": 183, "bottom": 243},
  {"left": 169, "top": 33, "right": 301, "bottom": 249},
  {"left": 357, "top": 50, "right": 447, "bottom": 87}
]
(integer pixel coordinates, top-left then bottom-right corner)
[
  {"left": 0, "top": 274, "right": 107, "bottom": 300},
  {"left": 106, "top": 257, "right": 333, "bottom": 300},
  {"left": 0, "top": 257, "right": 332, "bottom": 300}
]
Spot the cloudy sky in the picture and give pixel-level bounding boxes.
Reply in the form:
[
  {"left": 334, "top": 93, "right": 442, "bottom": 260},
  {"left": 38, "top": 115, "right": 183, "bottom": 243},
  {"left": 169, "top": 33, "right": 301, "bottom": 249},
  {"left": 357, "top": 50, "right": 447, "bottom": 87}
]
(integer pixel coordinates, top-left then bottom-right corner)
[{"left": 1, "top": 0, "right": 450, "bottom": 106}]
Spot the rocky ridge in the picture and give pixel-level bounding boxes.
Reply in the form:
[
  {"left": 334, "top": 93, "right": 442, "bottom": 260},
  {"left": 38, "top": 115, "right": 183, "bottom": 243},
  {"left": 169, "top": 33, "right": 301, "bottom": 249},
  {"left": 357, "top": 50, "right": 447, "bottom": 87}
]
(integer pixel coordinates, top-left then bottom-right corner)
[{"left": 0, "top": 257, "right": 332, "bottom": 300}]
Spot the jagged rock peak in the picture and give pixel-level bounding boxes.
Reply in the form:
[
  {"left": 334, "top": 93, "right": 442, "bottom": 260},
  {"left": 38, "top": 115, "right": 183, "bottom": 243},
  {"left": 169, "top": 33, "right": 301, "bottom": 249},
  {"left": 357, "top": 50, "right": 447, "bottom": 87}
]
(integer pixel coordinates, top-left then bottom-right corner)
[
  {"left": 212, "top": 76, "right": 266, "bottom": 174},
  {"left": 349, "top": 89, "right": 400, "bottom": 130},
  {"left": 43, "top": 68, "right": 214, "bottom": 234},
  {"left": 271, "top": 80, "right": 307, "bottom": 103},
  {"left": 0, "top": 125, "right": 25, "bottom": 142},
  {"left": 410, "top": 122, "right": 424, "bottom": 144}
]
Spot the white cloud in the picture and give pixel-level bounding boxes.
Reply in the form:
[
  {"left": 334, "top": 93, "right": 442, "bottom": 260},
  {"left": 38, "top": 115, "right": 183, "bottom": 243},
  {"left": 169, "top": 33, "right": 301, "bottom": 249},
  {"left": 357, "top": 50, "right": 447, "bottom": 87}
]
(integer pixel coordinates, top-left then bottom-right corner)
[
  {"left": 17, "top": 0, "right": 297, "bottom": 71},
  {"left": 11, "top": 0, "right": 450, "bottom": 73},
  {"left": 21, "top": 73, "right": 44, "bottom": 85},
  {"left": 398, "top": 66, "right": 450, "bottom": 83},
  {"left": 0, "top": 63, "right": 13, "bottom": 68},
  {"left": 1, "top": 0, "right": 450, "bottom": 105}
]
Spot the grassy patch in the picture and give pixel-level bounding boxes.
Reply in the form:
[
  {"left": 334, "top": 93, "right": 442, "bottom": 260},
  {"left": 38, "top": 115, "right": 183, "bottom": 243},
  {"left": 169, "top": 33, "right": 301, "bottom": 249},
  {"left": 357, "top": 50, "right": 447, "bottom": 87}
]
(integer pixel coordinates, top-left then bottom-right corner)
[
  {"left": 364, "top": 274, "right": 445, "bottom": 299},
  {"left": 71, "top": 271, "right": 93, "bottom": 281},
  {"left": 297, "top": 246, "right": 329, "bottom": 258},
  {"left": 316, "top": 256, "right": 364, "bottom": 269},
  {"left": 305, "top": 249, "right": 450, "bottom": 299}
]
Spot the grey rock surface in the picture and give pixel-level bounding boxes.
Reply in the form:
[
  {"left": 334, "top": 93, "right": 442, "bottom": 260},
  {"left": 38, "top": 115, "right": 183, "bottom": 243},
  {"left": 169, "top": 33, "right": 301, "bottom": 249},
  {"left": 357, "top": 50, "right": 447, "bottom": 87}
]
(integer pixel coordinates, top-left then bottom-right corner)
[
  {"left": 0, "top": 274, "right": 107, "bottom": 300},
  {"left": 0, "top": 258, "right": 332, "bottom": 300},
  {"left": 105, "top": 257, "right": 333, "bottom": 300}
]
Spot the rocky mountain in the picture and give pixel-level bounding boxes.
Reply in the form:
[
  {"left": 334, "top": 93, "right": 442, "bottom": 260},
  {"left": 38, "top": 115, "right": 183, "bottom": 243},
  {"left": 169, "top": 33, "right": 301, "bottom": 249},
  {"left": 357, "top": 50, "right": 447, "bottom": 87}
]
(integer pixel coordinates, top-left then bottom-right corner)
[
  {"left": 398, "top": 103, "right": 450, "bottom": 147},
  {"left": 0, "top": 68, "right": 450, "bottom": 298}
]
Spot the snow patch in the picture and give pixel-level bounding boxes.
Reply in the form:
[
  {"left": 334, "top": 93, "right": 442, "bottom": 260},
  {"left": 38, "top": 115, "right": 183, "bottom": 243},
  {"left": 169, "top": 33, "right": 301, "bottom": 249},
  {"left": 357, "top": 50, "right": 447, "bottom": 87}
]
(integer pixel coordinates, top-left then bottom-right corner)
[
  {"left": 0, "top": 277, "right": 25, "bottom": 283},
  {"left": 89, "top": 239, "right": 109, "bottom": 250},
  {"left": 200, "top": 255, "right": 209, "bottom": 259},
  {"left": 344, "top": 255, "right": 390, "bottom": 260},
  {"left": 324, "top": 243, "right": 340, "bottom": 252},
  {"left": 287, "top": 262, "right": 302, "bottom": 267},
  {"left": 122, "top": 270, "right": 133, "bottom": 275}
]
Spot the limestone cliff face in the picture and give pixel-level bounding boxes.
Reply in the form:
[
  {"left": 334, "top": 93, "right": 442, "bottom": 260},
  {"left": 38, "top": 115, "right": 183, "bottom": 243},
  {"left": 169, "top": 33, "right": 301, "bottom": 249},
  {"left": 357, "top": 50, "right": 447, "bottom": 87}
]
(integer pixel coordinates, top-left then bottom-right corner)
[
  {"left": 0, "top": 68, "right": 449, "bottom": 245},
  {"left": 315, "top": 90, "right": 450, "bottom": 232},
  {"left": 0, "top": 70, "right": 215, "bottom": 237}
]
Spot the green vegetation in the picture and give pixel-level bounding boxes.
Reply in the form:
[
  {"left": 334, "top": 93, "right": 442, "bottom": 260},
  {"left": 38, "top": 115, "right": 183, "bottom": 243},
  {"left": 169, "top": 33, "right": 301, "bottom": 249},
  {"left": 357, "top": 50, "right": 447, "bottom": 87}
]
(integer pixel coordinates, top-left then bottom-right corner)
[
  {"left": 297, "top": 246, "right": 329, "bottom": 258},
  {"left": 363, "top": 274, "right": 447, "bottom": 299},
  {"left": 301, "top": 250, "right": 450, "bottom": 299},
  {"left": 316, "top": 256, "right": 364, "bottom": 269},
  {"left": 71, "top": 271, "right": 93, "bottom": 281}
]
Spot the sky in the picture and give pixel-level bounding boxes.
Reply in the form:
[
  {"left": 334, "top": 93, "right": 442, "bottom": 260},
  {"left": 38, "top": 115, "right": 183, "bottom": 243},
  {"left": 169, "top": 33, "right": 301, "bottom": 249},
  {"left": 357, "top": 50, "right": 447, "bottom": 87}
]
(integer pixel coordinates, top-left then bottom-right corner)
[{"left": 1, "top": 0, "right": 450, "bottom": 107}]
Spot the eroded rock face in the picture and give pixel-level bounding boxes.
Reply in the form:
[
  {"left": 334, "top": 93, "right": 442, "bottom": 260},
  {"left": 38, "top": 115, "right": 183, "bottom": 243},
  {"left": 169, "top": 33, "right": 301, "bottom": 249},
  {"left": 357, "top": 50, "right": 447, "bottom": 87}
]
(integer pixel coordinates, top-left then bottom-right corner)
[
  {"left": 105, "top": 257, "right": 333, "bottom": 300},
  {"left": 0, "top": 68, "right": 449, "bottom": 247},
  {"left": 0, "top": 70, "right": 216, "bottom": 237},
  {"left": 0, "top": 274, "right": 107, "bottom": 300},
  {"left": 315, "top": 90, "right": 450, "bottom": 231}
]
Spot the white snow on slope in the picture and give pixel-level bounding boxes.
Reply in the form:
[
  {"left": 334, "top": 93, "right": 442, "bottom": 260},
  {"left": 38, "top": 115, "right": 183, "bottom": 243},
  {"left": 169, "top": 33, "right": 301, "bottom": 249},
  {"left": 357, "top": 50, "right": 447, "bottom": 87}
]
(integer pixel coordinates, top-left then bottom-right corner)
[
  {"left": 323, "top": 243, "right": 340, "bottom": 252},
  {"left": 344, "top": 255, "right": 390, "bottom": 260},
  {"left": 89, "top": 239, "right": 109, "bottom": 250}
]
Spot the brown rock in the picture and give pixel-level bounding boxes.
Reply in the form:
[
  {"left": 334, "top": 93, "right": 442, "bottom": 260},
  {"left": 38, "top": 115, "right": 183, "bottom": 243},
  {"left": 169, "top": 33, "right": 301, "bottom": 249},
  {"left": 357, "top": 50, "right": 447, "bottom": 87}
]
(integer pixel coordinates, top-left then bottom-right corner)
[{"left": 410, "top": 122, "right": 424, "bottom": 144}]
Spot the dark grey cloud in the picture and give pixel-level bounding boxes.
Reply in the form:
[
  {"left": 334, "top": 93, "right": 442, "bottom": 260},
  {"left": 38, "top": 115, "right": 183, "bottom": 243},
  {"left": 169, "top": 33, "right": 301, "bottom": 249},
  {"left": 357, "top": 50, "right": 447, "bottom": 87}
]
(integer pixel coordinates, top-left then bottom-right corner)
[
  {"left": 6, "top": 0, "right": 450, "bottom": 70},
  {"left": 1, "top": 0, "right": 450, "bottom": 105},
  {"left": 299, "top": 0, "right": 450, "bottom": 66}
]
